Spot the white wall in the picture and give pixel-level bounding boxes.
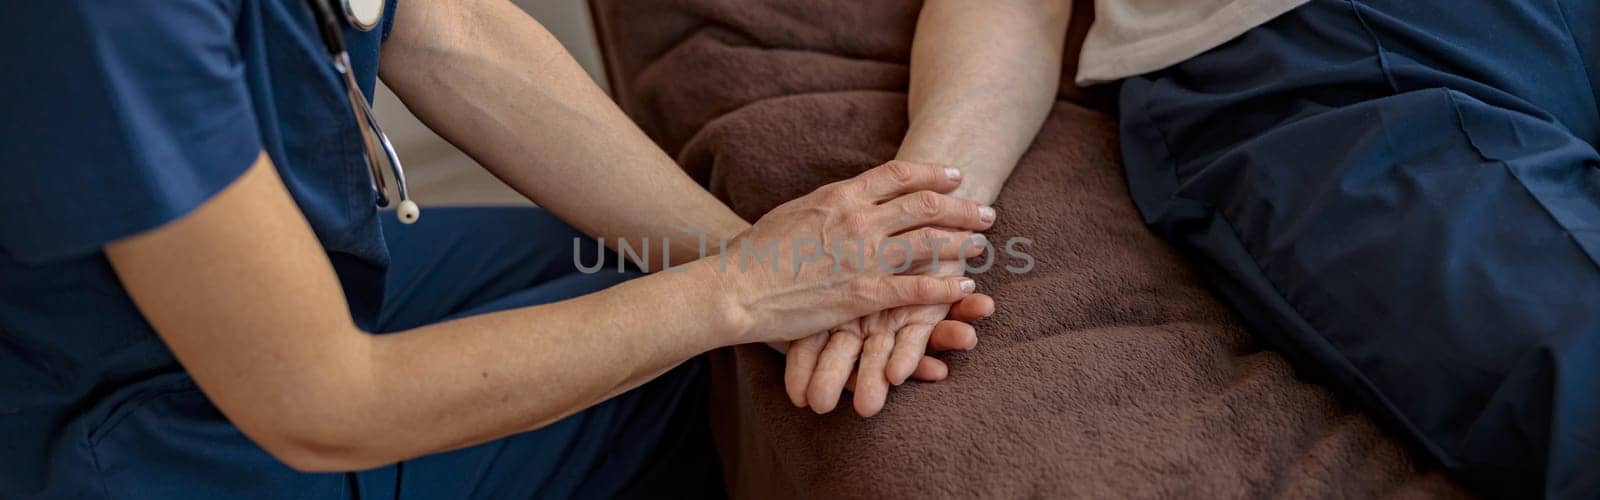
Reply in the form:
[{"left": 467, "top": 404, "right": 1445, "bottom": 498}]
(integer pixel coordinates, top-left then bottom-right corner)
[{"left": 372, "top": 0, "right": 605, "bottom": 206}]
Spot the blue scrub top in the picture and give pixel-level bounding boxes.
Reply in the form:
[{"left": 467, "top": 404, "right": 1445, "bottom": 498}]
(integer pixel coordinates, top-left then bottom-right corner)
[{"left": 0, "top": 1, "right": 397, "bottom": 496}]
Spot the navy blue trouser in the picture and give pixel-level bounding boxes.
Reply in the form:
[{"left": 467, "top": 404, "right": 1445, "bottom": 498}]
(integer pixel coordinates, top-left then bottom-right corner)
[
  {"left": 1119, "top": 0, "right": 1600, "bottom": 497},
  {"left": 353, "top": 207, "right": 721, "bottom": 499}
]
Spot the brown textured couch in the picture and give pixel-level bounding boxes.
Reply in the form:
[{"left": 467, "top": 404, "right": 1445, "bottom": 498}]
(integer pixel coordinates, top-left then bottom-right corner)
[{"left": 588, "top": 1, "right": 1470, "bottom": 497}]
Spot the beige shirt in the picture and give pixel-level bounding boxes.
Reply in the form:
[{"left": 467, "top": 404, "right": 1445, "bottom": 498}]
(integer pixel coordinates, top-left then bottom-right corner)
[{"left": 1076, "top": 0, "right": 1311, "bottom": 85}]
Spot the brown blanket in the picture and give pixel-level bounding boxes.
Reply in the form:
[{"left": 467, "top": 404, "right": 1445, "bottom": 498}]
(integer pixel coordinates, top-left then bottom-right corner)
[{"left": 590, "top": 1, "right": 1471, "bottom": 497}]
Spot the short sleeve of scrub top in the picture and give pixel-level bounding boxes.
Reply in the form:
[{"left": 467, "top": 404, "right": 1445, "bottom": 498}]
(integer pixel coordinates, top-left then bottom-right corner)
[
  {"left": 0, "top": 0, "right": 262, "bottom": 263},
  {"left": 0, "top": 1, "right": 397, "bottom": 497}
]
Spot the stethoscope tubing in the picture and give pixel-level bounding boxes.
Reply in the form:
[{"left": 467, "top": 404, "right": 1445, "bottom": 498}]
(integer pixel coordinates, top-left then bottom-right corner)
[{"left": 307, "top": 0, "right": 419, "bottom": 224}]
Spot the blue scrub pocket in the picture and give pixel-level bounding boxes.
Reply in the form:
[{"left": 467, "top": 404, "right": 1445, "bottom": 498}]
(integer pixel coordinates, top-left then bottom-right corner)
[
  {"left": 88, "top": 382, "right": 347, "bottom": 499},
  {"left": 1441, "top": 90, "right": 1600, "bottom": 266}
]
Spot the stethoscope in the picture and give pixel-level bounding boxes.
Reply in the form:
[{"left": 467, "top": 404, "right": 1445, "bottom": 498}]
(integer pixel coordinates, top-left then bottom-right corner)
[{"left": 306, "top": 0, "right": 420, "bottom": 224}]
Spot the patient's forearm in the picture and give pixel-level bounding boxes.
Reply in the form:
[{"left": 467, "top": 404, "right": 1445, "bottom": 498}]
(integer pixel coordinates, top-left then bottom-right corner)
[
  {"left": 379, "top": 0, "right": 748, "bottom": 267},
  {"left": 897, "top": 0, "right": 1072, "bottom": 204}
]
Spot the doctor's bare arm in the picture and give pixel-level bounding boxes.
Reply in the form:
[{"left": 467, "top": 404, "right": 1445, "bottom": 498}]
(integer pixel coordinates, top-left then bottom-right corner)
[
  {"left": 376, "top": 0, "right": 746, "bottom": 266},
  {"left": 105, "top": 154, "right": 988, "bottom": 472}
]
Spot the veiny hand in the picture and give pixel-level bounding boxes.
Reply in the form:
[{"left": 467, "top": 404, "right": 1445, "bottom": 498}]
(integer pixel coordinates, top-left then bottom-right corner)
[
  {"left": 788, "top": 261, "right": 992, "bottom": 416},
  {"left": 708, "top": 161, "right": 996, "bottom": 346}
]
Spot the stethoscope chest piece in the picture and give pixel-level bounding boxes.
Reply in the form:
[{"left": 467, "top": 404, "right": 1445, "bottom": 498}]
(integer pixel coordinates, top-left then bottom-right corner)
[{"left": 342, "top": 0, "right": 385, "bottom": 32}]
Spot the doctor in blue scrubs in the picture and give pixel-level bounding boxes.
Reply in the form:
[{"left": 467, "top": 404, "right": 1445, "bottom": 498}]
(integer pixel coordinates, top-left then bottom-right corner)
[{"left": 0, "top": 0, "right": 999, "bottom": 497}]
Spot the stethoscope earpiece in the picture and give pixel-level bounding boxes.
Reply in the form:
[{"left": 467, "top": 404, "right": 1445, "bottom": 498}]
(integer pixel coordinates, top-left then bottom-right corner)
[{"left": 397, "top": 200, "right": 420, "bottom": 224}]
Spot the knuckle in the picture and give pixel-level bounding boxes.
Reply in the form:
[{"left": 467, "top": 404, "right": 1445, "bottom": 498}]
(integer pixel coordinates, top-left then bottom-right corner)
[
  {"left": 962, "top": 200, "right": 981, "bottom": 221},
  {"left": 916, "top": 278, "right": 946, "bottom": 300},
  {"left": 904, "top": 227, "right": 933, "bottom": 243},
  {"left": 832, "top": 324, "right": 863, "bottom": 340},
  {"left": 817, "top": 182, "right": 853, "bottom": 204},
  {"left": 842, "top": 211, "right": 874, "bottom": 235},
  {"left": 887, "top": 307, "right": 914, "bottom": 325},
  {"left": 866, "top": 334, "right": 895, "bottom": 353},
  {"left": 884, "top": 160, "right": 919, "bottom": 185},
  {"left": 879, "top": 240, "right": 906, "bottom": 261},
  {"left": 885, "top": 241, "right": 913, "bottom": 262},
  {"left": 843, "top": 325, "right": 866, "bottom": 339},
  {"left": 911, "top": 191, "right": 944, "bottom": 217},
  {"left": 903, "top": 239, "right": 931, "bottom": 261},
  {"left": 864, "top": 314, "right": 894, "bottom": 334}
]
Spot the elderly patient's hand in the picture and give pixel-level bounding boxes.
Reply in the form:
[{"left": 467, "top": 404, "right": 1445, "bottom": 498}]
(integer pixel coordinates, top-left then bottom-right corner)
[{"left": 784, "top": 261, "right": 994, "bottom": 416}]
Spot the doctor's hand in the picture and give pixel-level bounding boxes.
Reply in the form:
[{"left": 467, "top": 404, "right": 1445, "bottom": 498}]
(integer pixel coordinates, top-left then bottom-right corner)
[
  {"left": 705, "top": 161, "right": 994, "bottom": 346},
  {"left": 787, "top": 260, "right": 992, "bottom": 416}
]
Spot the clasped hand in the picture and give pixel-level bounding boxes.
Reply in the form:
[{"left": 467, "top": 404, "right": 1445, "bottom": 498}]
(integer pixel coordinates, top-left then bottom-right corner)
[
  {"left": 785, "top": 260, "right": 992, "bottom": 416},
  {"left": 702, "top": 160, "right": 995, "bottom": 417}
]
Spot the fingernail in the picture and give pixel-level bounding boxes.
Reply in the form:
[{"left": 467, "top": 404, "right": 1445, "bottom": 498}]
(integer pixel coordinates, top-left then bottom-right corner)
[
  {"left": 944, "top": 167, "right": 962, "bottom": 181},
  {"left": 978, "top": 206, "right": 996, "bottom": 223},
  {"left": 968, "top": 233, "right": 988, "bottom": 248},
  {"left": 959, "top": 278, "right": 976, "bottom": 293}
]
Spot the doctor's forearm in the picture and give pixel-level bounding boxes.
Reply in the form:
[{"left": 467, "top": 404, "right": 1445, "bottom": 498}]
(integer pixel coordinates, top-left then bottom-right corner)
[
  {"left": 353, "top": 260, "right": 738, "bottom": 468},
  {"left": 259, "top": 269, "right": 733, "bottom": 472},
  {"left": 897, "top": 0, "right": 1072, "bottom": 204},
  {"left": 379, "top": 0, "right": 748, "bottom": 265}
]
